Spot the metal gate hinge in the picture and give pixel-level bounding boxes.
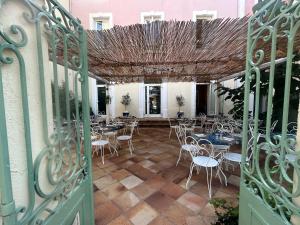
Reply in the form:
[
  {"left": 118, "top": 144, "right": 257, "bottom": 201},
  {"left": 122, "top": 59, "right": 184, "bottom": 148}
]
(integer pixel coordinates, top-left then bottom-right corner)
[{"left": 0, "top": 201, "right": 16, "bottom": 217}]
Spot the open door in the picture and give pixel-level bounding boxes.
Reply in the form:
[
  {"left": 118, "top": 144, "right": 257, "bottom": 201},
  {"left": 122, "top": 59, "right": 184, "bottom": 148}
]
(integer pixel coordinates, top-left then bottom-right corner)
[
  {"left": 240, "top": 1, "right": 300, "bottom": 225},
  {"left": 196, "top": 84, "right": 208, "bottom": 115}
]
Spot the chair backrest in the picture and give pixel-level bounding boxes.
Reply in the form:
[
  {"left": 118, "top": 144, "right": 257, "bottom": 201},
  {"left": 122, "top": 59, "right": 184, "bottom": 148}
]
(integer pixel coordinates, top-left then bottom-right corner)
[
  {"left": 212, "top": 122, "right": 223, "bottom": 132},
  {"left": 271, "top": 120, "right": 278, "bottom": 132},
  {"left": 247, "top": 133, "right": 261, "bottom": 161},
  {"left": 128, "top": 121, "right": 137, "bottom": 137},
  {"left": 287, "top": 122, "right": 297, "bottom": 134},
  {"left": 222, "top": 123, "right": 233, "bottom": 133},
  {"left": 187, "top": 137, "right": 215, "bottom": 158},
  {"left": 168, "top": 117, "right": 172, "bottom": 127},
  {"left": 175, "top": 125, "right": 185, "bottom": 146}
]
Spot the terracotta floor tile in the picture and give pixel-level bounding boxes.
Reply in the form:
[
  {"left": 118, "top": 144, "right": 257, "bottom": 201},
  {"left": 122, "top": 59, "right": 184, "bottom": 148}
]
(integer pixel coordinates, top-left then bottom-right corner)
[
  {"left": 148, "top": 216, "right": 174, "bottom": 225},
  {"left": 104, "top": 164, "right": 119, "bottom": 173},
  {"left": 111, "top": 169, "right": 132, "bottom": 180},
  {"left": 160, "top": 166, "right": 188, "bottom": 183},
  {"left": 119, "top": 160, "right": 135, "bottom": 169},
  {"left": 94, "top": 201, "right": 121, "bottom": 225},
  {"left": 189, "top": 182, "right": 216, "bottom": 200},
  {"left": 94, "top": 190, "right": 110, "bottom": 206},
  {"left": 161, "top": 182, "right": 186, "bottom": 199},
  {"left": 227, "top": 174, "right": 240, "bottom": 187},
  {"left": 177, "top": 192, "right": 207, "bottom": 213},
  {"left": 113, "top": 191, "right": 140, "bottom": 211},
  {"left": 199, "top": 203, "right": 216, "bottom": 217},
  {"left": 157, "top": 160, "right": 177, "bottom": 170},
  {"left": 144, "top": 175, "right": 167, "bottom": 190},
  {"left": 93, "top": 169, "right": 107, "bottom": 180},
  {"left": 147, "top": 164, "right": 161, "bottom": 173},
  {"left": 162, "top": 202, "right": 194, "bottom": 225},
  {"left": 101, "top": 182, "right": 127, "bottom": 199},
  {"left": 131, "top": 183, "right": 157, "bottom": 199},
  {"left": 107, "top": 215, "right": 133, "bottom": 225},
  {"left": 178, "top": 178, "right": 197, "bottom": 190},
  {"left": 94, "top": 175, "right": 117, "bottom": 190},
  {"left": 186, "top": 215, "right": 207, "bottom": 225},
  {"left": 127, "top": 164, "right": 156, "bottom": 180},
  {"left": 138, "top": 160, "right": 155, "bottom": 169},
  {"left": 127, "top": 202, "right": 158, "bottom": 225},
  {"left": 120, "top": 175, "right": 144, "bottom": 189},
  {"left": 96, "top": 160, "right": 114, "bottom": 169},
  {"left": 145, "top": 191, "right": 175, "bottom": 211},
  {"left": 131, "top": 155, "right": 145, "bottom": 163}
]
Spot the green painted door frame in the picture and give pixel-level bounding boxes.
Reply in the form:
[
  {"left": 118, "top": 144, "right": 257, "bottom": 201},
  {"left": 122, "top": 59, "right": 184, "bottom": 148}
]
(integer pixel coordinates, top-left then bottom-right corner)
[
  {"left": 240, "top": 0, "right": 300, "bottom": 224},
  {"left": 0, "top": 0, "right": 94, "bottom": 224}
]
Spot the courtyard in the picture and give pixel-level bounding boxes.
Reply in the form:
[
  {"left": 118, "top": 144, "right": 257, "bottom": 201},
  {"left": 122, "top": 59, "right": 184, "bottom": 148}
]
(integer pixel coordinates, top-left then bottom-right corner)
[{"left": 92, "top": 127, "right": 239, "bottom": 225}]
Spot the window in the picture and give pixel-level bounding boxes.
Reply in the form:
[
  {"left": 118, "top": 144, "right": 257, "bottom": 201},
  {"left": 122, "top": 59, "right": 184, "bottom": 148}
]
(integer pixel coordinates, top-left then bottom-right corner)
[
  {"left": 192, "top": 10, "right": 217, "bottom": 22},
  {"left": 141, "top": 12, "right": 164, "bottom": 24},
  {"left": 95, "top": 21, "right": 103, "bottom": 30},
  {"left": 89, "top": 13, "right": 113, "bottom": 30}
]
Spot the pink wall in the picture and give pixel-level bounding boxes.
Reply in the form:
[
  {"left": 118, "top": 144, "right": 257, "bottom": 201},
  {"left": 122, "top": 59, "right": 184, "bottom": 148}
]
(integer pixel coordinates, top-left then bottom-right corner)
[
  {"left": 71, "top": 0, "right": 252, "bottom": 29},
  {"left": 245, "top": 0, "right": 256, "bottom": 15}
]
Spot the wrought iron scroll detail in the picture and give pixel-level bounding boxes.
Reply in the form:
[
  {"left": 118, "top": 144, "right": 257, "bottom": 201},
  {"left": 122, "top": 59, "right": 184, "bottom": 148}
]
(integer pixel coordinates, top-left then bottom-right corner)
[
  {"left": 242, "top": 0, "right": 300, "bottom": 224},
  {"left": 0, "top": 0, "right": 93, "bottom": 224}
]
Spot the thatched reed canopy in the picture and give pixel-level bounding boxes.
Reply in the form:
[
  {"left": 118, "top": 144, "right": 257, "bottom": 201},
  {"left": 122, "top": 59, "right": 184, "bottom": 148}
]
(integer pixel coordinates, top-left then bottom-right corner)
[{"left": 85, "top": 18, "right": 293, "bottom": 83}]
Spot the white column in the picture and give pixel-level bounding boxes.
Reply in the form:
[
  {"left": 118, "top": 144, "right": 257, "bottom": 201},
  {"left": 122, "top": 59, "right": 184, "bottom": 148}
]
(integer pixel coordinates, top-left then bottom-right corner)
[
  {"left": 161, "top": 80, "right": 168, "bottom": 118},
  {"left": 191, "top": 82, "right": 196, "bottom": 118},
  {"left": 238, "top": 0, "right": 246, "bottom": 17},
  {"left": 108, "top": 85, "right": 116, "bottom": 118},
  {"left": 138, "top": 82, "right": 145, "bottom": 118}
]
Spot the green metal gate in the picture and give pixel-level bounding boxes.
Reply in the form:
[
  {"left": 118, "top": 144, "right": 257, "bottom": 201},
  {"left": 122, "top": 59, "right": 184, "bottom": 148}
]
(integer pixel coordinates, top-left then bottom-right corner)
[
  {"left": 0, "top": 0, "right": 94, "bottom": 224},
  {"left": 240, "top": 0, "right": 300, "bottom": 224}
]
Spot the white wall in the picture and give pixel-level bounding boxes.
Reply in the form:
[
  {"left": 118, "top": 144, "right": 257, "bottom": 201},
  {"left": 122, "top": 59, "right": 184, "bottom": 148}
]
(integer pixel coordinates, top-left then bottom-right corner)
[
  {"left": 114, "top": 83, "right": 140, "bottom": 117},
  {"left": 167, "top": 82, "right": 193, "bottom": 118},
  {"left": 222, "top": 79, "right": 235, "bottom": 117}
]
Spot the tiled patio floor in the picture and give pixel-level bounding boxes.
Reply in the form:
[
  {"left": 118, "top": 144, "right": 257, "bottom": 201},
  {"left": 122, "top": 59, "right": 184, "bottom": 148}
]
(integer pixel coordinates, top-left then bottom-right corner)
[{"left": 92, "top": 128, "right": 240, "bottom": 225}]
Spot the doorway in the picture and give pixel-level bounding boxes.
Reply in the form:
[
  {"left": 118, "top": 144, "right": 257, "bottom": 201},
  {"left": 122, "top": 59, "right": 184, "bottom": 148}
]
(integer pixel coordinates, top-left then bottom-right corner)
[
  {"left": 145, "top": 84, "right": 161, "bottom": 116},
  {"left": 97, "top": 86, "right": 107, "bottom": 115},
  {"left": 196, "top": 84, "right": 208, "bottom": 115}
]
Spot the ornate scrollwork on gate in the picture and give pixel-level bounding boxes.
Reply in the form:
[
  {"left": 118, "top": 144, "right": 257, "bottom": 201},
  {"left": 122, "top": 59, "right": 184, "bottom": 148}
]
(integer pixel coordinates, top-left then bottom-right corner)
[
  {"left": 0, "top": 0, "right": 93, "bottom": 224},
  {"left": 243, "top": 0, "right": 300, "bottom": 223}
]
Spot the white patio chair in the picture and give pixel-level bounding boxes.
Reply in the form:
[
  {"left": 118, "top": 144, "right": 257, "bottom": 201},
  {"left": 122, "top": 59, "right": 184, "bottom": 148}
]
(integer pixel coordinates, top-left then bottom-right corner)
[
  {"left": 287, "top": 122, "right": 297, "bottom": 134},
  {"left": 223, "top": 134, "right": 260, "bottom": 170},
  {"left": 186, "top": 137, "right": 227, "bottom": 198},
  {"left": 175, "top": 125, "right": 197, "bottom": 166},
  {"left": 212, "top": 122, "right": 223, "bottom": 132},
  {"left": 117, "top": 121, "right": 136, "bottom": 154},
  {"left": 91, "top": 132, "right": 112, "bottom": 164},
  {"left": 168, "top": 117, "right": 178, "bottom": 139}
]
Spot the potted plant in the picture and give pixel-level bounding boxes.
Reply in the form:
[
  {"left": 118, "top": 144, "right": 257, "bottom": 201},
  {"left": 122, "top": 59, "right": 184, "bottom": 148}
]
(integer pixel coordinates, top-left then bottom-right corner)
[
  {"left": 121, "top": 93, "right": 131, "bottom": 117},
  {"left": 176, "top": 95, "right": 185, "bottom": 118}
]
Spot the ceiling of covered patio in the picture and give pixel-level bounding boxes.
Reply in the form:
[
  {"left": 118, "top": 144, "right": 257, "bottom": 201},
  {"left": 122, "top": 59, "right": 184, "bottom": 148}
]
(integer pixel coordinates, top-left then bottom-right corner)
[{"left": 85, "top": 18, "right": 291, "bottom": 83}]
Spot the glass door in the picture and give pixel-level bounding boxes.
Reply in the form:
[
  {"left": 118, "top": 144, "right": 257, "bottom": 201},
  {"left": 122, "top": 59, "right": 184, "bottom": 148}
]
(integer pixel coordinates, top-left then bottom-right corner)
[{"left": 145, "top": 85, "right": 161, "bottom": 116}]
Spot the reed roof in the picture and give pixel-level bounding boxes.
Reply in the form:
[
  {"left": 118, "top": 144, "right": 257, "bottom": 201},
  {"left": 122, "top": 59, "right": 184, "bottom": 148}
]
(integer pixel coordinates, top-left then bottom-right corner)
[{"left": 84, "top": 18, "right": 286, "bottom": 83}]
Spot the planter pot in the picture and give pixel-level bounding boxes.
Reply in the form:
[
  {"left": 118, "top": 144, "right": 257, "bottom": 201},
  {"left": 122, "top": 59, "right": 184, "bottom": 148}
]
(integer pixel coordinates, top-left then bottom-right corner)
[
  {"left": 123, "top": 112, "right": 130, "bottom": 117},
  {"left": 177, "top": 111, "right": 184, "bottom": 118}
]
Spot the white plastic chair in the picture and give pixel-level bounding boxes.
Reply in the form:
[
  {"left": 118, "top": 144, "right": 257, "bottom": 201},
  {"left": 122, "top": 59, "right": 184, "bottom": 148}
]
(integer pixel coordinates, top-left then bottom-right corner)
[
  {"left": 117, "top": 121, "right": 136, "bottom": 154},
  {"left": 186, "top": 137, "right": 227, "bottom": 199}
]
